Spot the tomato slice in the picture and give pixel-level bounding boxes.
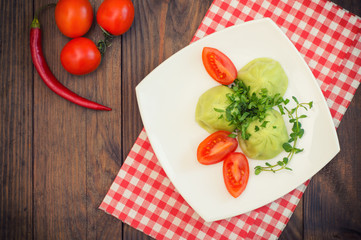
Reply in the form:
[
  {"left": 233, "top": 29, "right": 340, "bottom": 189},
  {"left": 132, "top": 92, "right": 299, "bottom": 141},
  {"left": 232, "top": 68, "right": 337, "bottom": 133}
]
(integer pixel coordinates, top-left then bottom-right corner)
[
  {"left": 202, "top": 47, "right": 237, "bottom": 85},
  {"left": 197, "top": 131, "right": 238, "bottom": 165},
  {"left": 223, "top": 152, "right": 249, "bottom": 198}
]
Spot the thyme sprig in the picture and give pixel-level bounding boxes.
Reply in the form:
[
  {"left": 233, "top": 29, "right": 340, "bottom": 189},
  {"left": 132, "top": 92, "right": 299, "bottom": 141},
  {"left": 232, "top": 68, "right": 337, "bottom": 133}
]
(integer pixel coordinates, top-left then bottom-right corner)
[{"left": 254, "top": 97, "right": 313, "bottom": 175}]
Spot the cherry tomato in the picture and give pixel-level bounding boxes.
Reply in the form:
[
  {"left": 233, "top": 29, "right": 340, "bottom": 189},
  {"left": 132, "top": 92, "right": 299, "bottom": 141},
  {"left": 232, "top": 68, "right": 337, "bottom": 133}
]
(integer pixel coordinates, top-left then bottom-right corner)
[
  {"left": 223, "top": 152, "right": 249, "bottom": 198},
  {"left": 60, "top": 38, "right": 101, "bottom": 75},
  {"left": 197, "top": 131, "right": 238, "bottom": 165},
  {"left": 55, "top": 0, "right": 94, "bottom": 38},
  {"left": 202, "top": 47, "right": 237, "bottom": 85},
  {"left": 96, "top": 0, "right": 135, "bottom": 36}
]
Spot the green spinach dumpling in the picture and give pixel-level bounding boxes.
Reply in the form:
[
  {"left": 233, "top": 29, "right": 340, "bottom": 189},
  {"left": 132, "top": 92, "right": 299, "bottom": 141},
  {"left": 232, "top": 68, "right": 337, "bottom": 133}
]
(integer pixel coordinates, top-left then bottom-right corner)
[
  {"left": 238, "top": 109, "right": 288, "bottom": 160},
  {"left": 195, "top": 86, "right": 235, "bottom": 133},
  {"left": 237, "top": 58, "right": 288, "bottom": 97}
]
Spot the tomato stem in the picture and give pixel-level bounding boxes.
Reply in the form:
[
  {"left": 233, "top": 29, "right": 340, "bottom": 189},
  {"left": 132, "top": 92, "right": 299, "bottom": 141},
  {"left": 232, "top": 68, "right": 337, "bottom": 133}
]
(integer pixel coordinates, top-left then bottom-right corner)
[{"left": 97, "top": 25, "right": 115, "bottom": 57}]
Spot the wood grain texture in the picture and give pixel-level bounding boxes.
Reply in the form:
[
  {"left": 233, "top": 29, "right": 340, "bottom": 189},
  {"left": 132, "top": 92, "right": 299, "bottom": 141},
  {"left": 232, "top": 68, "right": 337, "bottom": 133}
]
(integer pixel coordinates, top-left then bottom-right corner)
[
  {"left": 0, "top": 0, "right": 360, "bottom": 240},
  {"left": 33, "top": 1, "right": 85, "bottom": 239},
  {"left": 0, "top": 0, "right": 34, "bottom": 239}
]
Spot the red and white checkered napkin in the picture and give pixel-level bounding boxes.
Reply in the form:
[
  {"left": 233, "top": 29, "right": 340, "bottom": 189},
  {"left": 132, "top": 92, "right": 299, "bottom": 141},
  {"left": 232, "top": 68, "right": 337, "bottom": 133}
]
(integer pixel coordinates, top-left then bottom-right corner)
[{"left": 100, "top": 0, "right": 361, "bottom": 239}]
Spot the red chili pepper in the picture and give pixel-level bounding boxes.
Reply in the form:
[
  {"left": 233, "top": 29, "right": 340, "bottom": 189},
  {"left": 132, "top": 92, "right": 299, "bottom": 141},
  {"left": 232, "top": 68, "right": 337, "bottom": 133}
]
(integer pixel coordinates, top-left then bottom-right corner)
[{"left": 30, "top": 6, "right": 111, "bottom": 111}]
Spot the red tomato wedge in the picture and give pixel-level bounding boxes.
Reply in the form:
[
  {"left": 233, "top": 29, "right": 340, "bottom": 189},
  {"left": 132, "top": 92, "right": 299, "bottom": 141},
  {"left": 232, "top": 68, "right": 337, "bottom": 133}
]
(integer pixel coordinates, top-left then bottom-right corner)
[
  {"left": 202, "top": 47, "right": 237, "bottom": 85},
  {"left": 223, "top": 152, "right": 249, "bottom": 198},
  {"left": 197, "top": 131, "right": 238, "bottom": 165}
]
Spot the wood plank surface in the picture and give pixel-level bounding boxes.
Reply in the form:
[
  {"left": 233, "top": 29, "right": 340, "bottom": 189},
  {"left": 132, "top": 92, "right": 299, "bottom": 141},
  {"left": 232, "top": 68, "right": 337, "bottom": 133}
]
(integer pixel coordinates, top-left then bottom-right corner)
[
  {"left": 33, "top": 1, "right": 86, "bottom": 238},
  {"left": 0, "top": 0, "right": 360, "bottom": 240},
  {"left": 0, "top": 1, "right": 34, "bottom": 239}
]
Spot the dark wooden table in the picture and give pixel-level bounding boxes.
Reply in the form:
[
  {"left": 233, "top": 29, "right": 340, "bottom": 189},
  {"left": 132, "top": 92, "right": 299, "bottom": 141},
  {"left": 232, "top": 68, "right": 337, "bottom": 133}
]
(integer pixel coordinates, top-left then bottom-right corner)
[{"left": 1, "top": 0, "right": 360, "bottom": 239}]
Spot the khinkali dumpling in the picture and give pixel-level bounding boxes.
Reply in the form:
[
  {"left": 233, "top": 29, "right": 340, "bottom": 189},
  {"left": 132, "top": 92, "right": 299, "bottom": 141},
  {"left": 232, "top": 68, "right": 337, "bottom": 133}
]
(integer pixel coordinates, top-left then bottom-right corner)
[
  {"left": 237, "top": 58, "right": 288, "bottom": 97},
  {"left": 195, "top": 86, "right": 236, "bottom": 133},
  {"left": 238, "top": 109, "right": 288, "bottom": 160}
]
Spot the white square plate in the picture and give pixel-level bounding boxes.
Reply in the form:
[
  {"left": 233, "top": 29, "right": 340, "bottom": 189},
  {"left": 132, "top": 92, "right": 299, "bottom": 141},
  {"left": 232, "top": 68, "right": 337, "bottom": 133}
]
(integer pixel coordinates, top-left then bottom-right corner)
[{"left": 135, "top": 18, "right": 339, "bottom": 222}]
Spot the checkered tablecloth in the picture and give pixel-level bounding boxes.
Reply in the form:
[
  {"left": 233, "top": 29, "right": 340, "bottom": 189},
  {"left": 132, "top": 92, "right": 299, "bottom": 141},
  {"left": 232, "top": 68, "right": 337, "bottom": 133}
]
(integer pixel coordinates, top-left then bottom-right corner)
[{"left": 100, "top": 0, "right": 361, "bottom": 239}]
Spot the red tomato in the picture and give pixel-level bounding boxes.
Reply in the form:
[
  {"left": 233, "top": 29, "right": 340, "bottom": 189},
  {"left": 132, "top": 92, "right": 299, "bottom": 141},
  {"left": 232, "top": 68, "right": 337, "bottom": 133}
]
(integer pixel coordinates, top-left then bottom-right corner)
[
  {"left": 60, "top": 38, "right": 101, "bottom": 75},
  {"left": 96, "top": 0, "right": 135, "bottom": 36},
  {"left": 197, "top": 131, "right": 238, "bottom": 165},
  {"left": 223, "top": 152, "right": 249, "bottom": 198},
  {"left": 202, "top": 47, "right": 237, "bottom": 85},
  {"left": 55, "top": 0, "right": 94, "bottom": 38}
]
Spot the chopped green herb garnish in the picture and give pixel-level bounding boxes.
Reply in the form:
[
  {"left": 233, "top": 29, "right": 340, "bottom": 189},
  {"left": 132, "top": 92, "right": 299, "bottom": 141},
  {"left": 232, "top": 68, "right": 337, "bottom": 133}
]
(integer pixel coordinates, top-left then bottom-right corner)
[
  {"left": 225, "top": 79, "right": 285, "bottom": 140},
  {"left": 228, "top": 133, "right": 237, "bottom": 138},
  {"left": 214, "top": 108, "right": 225, "bottom": 113},
  {"left": 260, "top": 120, "right": 269, "bottom": 128}
]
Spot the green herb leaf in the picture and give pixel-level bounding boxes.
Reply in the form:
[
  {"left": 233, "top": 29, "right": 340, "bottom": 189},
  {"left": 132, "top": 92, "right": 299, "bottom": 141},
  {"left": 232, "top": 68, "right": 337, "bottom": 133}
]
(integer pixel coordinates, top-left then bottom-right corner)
[
  {"left": 261, "top": 120, "right": 269, "bottom": 128},
  {"left": 292, "top": 122, "right": 301, "bottom": 132},
  {"left": 309, "top": 101, "right": 313, "bottom": 109},
  {"left": 298, "top": 128, "right": 304, "bottom": 138},
  {"left": 226, "top": 79, "right": 286, "bottom": 140},
  {"left": 292, "top": 96, "right": 299, "bottom": 104},
  {"left": 283, "top": 143, "right": 293, "bottom": 152},
  {"left": 213, "top": 108, "right": 224, "bottom": 113},
  {"left": 295, "top": 148, "right": 304, "bottom": 153}
]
